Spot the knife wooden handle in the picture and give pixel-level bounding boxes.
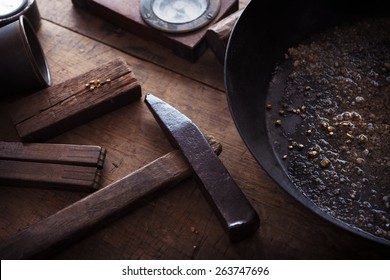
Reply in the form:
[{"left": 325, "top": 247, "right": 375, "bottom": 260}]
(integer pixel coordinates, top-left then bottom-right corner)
[{"left": 0, "top": 139, "right": 221, "bottom": 259}]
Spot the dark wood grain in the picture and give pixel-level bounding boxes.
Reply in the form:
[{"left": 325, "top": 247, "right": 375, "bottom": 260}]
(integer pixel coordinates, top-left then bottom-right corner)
[
  {"left": 0, "top": 141, "right": 105, "bottom": 191},
  {"left": 10, "top": 58, "right": 141, "bottom": 142},
  {"left": 0, "top": 141, "right": 105, "bottom": 168},
  {"left": 0, "top": 160, "right": 102, "bottom": 191},
  {"left": 0, "top": 139, "right": 221, "bottom": 259}
]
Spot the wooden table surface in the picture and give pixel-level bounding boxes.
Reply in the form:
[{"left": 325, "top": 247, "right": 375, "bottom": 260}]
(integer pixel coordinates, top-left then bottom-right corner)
[{"left": 0, "top": 0, "right": 389, "bottom": 259}]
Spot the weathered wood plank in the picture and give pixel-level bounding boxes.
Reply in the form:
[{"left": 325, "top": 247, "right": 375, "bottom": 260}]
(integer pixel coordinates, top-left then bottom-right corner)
[
  {"left": 9, "top": 58, "right": 141, "bottom": 142},
  {"left": 0, "top": 141, "right": 105, "bottom": 168},
  {"left": 0, "top": 160, "right": 101, "bottom": 191}
]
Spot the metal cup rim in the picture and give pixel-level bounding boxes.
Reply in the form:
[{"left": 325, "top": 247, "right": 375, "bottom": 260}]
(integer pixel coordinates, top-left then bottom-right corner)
[{"left": 18, "top": 15, "right": 51, "bottom": 88}]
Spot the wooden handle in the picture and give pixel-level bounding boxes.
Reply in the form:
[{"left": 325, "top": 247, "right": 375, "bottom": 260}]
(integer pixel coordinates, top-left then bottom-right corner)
[{"left": 0, "top": 138, "right": 221, "bottom": 259}]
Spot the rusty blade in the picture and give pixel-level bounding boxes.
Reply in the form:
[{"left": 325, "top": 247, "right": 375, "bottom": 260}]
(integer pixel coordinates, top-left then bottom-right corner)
[{"left": 145, "top": 94, "right": 260, "bottom": 241}]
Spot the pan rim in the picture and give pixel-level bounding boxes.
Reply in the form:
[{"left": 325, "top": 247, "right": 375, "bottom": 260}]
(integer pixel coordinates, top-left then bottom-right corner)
[{"left": 224, "top": 0, "right": 390, "bottom": 247}]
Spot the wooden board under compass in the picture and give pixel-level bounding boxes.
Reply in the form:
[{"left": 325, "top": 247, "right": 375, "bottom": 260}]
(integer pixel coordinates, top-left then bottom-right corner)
[{"left": 71, "top": 0, "right": 239, "bottom": 62}]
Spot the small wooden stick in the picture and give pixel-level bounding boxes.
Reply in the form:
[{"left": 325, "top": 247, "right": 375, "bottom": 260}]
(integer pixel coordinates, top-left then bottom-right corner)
[
  {"left": 0, "top": 160, "right": 102, "bottom": 191},
  {"left": 0, "top": 142, "right": 106, "bottom": 168},
  {"left": 0, "top": 137, "right": 221, "bottom": 259},
  {"left": 0, "top": 142, "right": 106, "bottom": 191}
]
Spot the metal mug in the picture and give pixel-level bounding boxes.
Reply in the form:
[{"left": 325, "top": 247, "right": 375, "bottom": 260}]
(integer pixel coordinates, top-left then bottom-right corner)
[
  {"left": 0, "top": 15, "right": 51, "bottom": 96},
  {"left": 0, "top": 0, "right": 42, "bottom": 31}
]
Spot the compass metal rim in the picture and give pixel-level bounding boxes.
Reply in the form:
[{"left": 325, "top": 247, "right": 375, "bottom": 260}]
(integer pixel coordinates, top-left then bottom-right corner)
[{"left": 140, "top": 0, "right": 221, "bottom": 33}]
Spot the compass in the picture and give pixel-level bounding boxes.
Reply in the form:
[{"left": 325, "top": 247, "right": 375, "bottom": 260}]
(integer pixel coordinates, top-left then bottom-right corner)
[
  {"left": 140, "top": 0, "right": 221, "bottom": 33},
  {"left": 72, "top": 0, "right": 238, "bottom": 61}
]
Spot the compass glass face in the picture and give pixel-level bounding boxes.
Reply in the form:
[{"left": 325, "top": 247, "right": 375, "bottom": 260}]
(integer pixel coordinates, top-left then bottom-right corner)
[
  {"left": 151, "top": 0, "right": 209, "bottom": 24},
  {"left": 140, "top": 0, "right": 220, "bottom": 33},
  {"left": 0, "top": 0, "right": 27, "bottom": 18}
]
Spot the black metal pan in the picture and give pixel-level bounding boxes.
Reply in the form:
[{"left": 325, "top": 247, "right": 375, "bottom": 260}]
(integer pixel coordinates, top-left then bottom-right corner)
[{"left": 225, "top": 0, "right": 390, "bottom": 246}]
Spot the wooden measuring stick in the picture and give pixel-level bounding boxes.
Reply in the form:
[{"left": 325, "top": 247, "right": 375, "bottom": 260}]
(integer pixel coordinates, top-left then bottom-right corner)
[
  {"left": 0, "top": 141, "right": 105, "bottom": 168},
  {"left": 0, "top": 142, "right": 106, "bottom": 191}
]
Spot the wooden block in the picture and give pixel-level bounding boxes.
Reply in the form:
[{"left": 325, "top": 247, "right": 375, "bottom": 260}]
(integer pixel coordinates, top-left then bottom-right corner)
[
  {"left": 72, "top": 0, "right": 239, "bottom": 62},
  {"left": 9, "top": 57, "right": 142, "bottom": 142},
  {"left": 206, "top": 9, "right": 243, "bottom": 64},
  {"left": 0, "top": 141, "right": 106, "bottom": 168},
  {"left": 0, "top": 141, "right": 106, "bottom": 191},
  {"left": 0, "top": 160, "right": 102, "bottom": 191}
]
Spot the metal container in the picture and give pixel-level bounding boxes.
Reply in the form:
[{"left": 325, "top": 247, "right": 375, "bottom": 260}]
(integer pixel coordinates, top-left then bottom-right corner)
[
  {"left": 225, "top": 0, "right": 390, "bottom": 246},
  {"left": 0, "top": 15, "right": 51, "bottom": 96},
  {"left": 0, "top": 0, "right": 41, "bottom": 31}
]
